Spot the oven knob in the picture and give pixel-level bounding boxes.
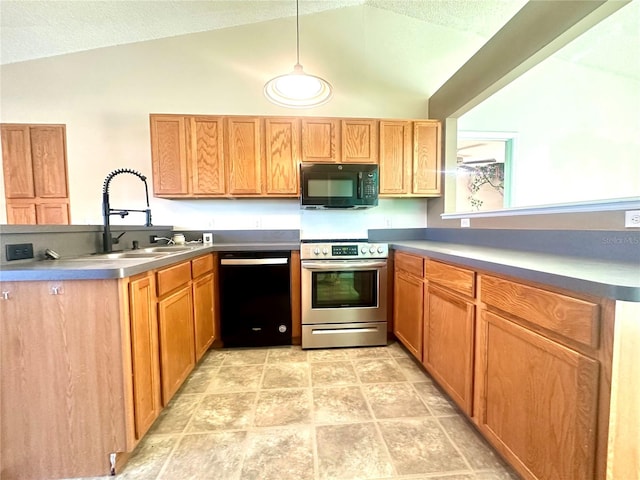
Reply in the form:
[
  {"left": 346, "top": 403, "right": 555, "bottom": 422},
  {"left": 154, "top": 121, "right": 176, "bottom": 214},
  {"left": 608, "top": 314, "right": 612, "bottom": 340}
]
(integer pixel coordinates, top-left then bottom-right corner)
[
  {"left": 377, "top": 246, "right": 384, "bottom": 253},
  {"left": 369, "top": 247, "right": 376, "bottom": 254},
  {"left": 313, "top": 248, "right": 320, "bottom": 255},
  {"left": 360, "top": 247, "right": 368, "bottom": 254},
  {"left": 322, "top": 248, "right": 329, "bottom": 255}
]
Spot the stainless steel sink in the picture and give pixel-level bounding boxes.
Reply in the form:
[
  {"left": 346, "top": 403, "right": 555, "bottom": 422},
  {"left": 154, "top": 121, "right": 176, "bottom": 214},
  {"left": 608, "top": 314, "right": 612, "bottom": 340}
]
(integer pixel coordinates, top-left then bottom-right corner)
[
  {"left": 142, "top": 245, "right": 201, "bottom": 253},
  {"left": 98, "top": 252, "right": 173, "bottom": 259}
]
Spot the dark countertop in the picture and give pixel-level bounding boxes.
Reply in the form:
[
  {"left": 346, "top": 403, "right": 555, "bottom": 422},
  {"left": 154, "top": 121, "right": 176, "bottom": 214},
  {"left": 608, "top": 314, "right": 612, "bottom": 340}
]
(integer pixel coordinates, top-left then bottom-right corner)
[
  {"left": 0, "top": 242, "right": 301, "bottom": 282},
  {"left": 1, "top": 238, "right": 638, "bottom": 302},
  {"left": 391, "top": 241, "right": 640, "bottom": 302}
]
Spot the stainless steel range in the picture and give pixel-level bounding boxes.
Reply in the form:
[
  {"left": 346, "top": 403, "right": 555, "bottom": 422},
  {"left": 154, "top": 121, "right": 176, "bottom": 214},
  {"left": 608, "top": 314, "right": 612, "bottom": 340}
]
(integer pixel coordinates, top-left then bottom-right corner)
[{"left": 300, "top": 240, "right": 388, "bottom": 349}]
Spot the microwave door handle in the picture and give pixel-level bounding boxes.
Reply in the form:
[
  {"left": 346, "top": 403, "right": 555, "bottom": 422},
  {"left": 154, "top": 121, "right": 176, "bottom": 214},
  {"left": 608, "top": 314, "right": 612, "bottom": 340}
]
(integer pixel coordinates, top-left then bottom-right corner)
[
  {"left": 302, "top": 261, "right": 387, "bottom": 271},
  {"left": 357, "top": 172, "right": 362, "bottom": 199}
]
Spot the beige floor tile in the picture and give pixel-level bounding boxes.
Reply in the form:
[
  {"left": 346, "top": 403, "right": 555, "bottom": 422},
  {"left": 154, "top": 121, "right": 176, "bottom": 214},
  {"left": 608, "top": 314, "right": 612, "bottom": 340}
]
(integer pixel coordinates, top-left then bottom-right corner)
[
  {"left": 197, "top": 349, "right": 227, "bottom": 368},
  {"left": 312, "top": 386, "right": 372, "bottom": 423},
  {"left": 208, "top": 364, "right": 264, "bottom": 392},
  {"left": 353, "top": 358, "right": 407, "bottom": 383},
  {"left": 177, "top": 366, "right": 216, "bottom": 394},
  {"left": 413, "top": 379, "right": 460, "bottom": 416},
  {"left": 254, "top": 388, "right": 312, "bottom": 427},
  {"left": 308, "top": 348, "right": 350, "bottom": 362},
  {"left": 147, "top": 393, "right": 201, "bottom": 435},
  {"left": 387, "top": 341, "right": 412, "bottom": 358},
  {"left": 345, "top": 345, "right": 392, "bottom": 359},
  {"left": 261, "top": 362, "right": 310, "bottom": 388},
  {"left": 378, "top": 418, "right": 468, "bottom": 475},
  {"left": 363, "top": 383, "right": 430, "bottom": 419},
  {"left": 316, "top": 423, "right": 395, "bottom": 480},
  {"left": 240, "top": 426, "right": 315, "bottom": 480},
  {"left": 311, "top": 361, "right": 359, "bottom": 386},
  {"left": 116, "top": 435, "right": 177, "bottom": 479},
  {"left": 266, "top": 345, "right": 309, "bottom": 363},
  {"left": 187, "top": 391, "right": 256, "bottom": 432},
  {"left": 221, "top": 348, "right": 268, "bottom": 365},
  {"left": 157, "top": 431, "right": 246, "bottom": 480},
  {"left": 394, "top": 356, "right": 431, "bottom": 382}
]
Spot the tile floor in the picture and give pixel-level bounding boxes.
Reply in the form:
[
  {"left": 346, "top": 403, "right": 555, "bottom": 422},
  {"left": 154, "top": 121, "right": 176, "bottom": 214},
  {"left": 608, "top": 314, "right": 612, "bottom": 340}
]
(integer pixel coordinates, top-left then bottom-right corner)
[{"left": 81, "top": 343, "right": 521, "bottom": 480}]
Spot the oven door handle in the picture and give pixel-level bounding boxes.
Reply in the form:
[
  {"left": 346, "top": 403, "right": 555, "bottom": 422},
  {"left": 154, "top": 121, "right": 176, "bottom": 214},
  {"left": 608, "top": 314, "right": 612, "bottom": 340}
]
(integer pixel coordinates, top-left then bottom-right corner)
[{"left": 301, "top": 260, "right": 387, "bottom": 271}]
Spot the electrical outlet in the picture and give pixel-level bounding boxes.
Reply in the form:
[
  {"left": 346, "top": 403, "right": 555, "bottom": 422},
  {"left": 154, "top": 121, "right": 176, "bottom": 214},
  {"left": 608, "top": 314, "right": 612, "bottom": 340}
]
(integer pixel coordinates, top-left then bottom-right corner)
[
  {"left": 6, "top": 243, "right": 34, "bottom": 261},
  {"left": 625, "top": 210, "right": 640, "bottom": 228},
  {"left": 461, "top": 218, "right": 471, "bottom": 228},
  {"left": 149, "top": 235, "right": 158, "bottom": 243}
]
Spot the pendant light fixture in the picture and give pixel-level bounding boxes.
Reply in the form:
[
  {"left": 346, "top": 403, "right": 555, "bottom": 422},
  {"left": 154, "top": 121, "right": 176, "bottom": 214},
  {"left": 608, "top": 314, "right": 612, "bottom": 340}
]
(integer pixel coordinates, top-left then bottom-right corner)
[{"left": 264, "top": 0, "right": 333, "bottom": 108}]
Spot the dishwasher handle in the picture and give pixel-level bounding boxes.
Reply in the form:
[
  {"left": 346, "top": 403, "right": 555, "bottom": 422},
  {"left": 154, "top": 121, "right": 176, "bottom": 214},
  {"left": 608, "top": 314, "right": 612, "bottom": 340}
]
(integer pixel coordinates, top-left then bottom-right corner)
[{"left": 220, "top": 258, "right": 289, "bottom": 266}]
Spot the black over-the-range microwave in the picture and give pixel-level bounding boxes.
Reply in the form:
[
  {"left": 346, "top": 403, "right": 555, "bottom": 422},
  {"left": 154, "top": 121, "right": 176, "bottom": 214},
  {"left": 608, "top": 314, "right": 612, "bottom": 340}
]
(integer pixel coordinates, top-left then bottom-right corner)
[{"left": 300, "top": 163, "right": 379, "bottom": 209}]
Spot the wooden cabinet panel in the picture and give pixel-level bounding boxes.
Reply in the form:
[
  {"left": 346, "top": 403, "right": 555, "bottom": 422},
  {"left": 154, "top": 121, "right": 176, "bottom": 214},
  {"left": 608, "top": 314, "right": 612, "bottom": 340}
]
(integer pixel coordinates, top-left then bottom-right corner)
[
  {"left": 30, "top": 126, "right": 68, "bottom": 198},
  {"left": 150, "top": 115, "right": 189, "bottom": 196},
  {"left": 423, "top": 284, "right": 474, "bottom": 414},
  {"left": 426, "top": 260, "right": 475, "bottom": 298},
  {"left": 156, "top": 261, "right": 192, "bottom": 297},
  {"left": 157, "top": 286, "right": 195, "bottom": 404},
  {"left": 412, "top": 121, "right": 441, "bottom": 195},
  {"left": 379, "top": 121, "right": 411, "bottom": 194},
  {"left": 191, "top": 253, "right": 214, "bottom": 279},
  {"left": 393, "top": 270, "right": 424, "bottom": 359},
  {"left": 189, "top": 116, "right": 225, "bottom": 195},
  {"left": 301, "top": 118, "right": 340, "bottom": 163},
  {"left": 265, "top": 117, "right": 300, "bottom": 195},
  {"left": 481, "top": 275, "right": 600, "bottom": 349},
  {"left": 341, "top": 119, "right": 378, "bottom": 163},
  {"left": 1, "top": 124, "right": 35, "bottom": 198},
  {"left": 193, "top": 273, "right": 215, "bottom": 361},
  {"left": 6, "top": 203, "right": 37, "bottom": 224},
  {"left": 36, "top": 202, "right": 70, "bottom": 224},
  {"left": 394, "top": 251, "right": 424, "bottom": 277},
  {"left": 225, "top": 117, "right": 262, "bottom": 195},
  {"left": 129, "top": 275, "right": 161, "bottom": 439},
  {"left": 477, "top": 310, "right": 599, "bottom": 480}
]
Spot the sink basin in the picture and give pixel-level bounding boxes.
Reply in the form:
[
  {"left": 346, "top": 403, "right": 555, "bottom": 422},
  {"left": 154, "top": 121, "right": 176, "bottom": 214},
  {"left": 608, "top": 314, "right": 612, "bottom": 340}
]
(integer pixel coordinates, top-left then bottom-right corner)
[
  {"left": 98, "top": 252, "right": 172, "bottom": 259},
  {"left": 142, "top": 245, "right": 201, "bottom": 253}
]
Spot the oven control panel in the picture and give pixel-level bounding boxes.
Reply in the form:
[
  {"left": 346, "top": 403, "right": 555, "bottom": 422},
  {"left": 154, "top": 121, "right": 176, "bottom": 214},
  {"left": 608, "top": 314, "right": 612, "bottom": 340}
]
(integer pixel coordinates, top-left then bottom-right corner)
[{"left": 300, "top": 242, "right": 388, "bottom": 259}]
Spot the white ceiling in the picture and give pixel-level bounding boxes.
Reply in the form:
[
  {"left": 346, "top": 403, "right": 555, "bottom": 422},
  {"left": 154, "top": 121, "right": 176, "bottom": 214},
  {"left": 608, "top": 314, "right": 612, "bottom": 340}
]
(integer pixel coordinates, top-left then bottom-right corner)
[{"left": 0, "top": 0, "right": 527, "bottom": 65}]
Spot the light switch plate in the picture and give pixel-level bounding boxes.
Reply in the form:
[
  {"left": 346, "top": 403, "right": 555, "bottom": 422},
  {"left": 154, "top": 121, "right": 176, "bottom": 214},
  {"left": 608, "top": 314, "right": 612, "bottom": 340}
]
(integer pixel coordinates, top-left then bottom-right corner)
[{"left": 202, "top": 233, "right": 214, "bottom": 244}]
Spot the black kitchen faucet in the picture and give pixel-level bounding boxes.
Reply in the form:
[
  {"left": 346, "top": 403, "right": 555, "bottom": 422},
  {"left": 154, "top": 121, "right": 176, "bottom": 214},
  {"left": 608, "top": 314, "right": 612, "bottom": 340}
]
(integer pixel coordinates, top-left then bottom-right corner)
[{"left": 102, "top": 168, "right": 152, "bottom": 253}]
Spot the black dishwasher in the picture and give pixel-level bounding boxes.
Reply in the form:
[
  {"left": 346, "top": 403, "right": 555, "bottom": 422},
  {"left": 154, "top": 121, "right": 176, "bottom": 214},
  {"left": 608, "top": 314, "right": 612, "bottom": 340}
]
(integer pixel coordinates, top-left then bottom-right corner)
[{"left": 219, "top": 251, "right": 292, "bottom": 347}]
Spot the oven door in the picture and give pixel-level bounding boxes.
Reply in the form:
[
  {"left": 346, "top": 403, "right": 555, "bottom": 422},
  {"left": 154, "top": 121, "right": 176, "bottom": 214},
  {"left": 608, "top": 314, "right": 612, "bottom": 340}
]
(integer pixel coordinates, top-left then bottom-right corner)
[{"left": 301, "top": 259, "right": 388, "bottom": 325}]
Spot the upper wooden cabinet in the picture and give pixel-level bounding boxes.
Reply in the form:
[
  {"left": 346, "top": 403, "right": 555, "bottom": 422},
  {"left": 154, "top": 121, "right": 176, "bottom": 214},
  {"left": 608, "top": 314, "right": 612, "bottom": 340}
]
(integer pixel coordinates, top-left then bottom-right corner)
[
  {"left": 265, "top": 117, "right": 300, "bottom": 196},
  {"left": 379, "top": 119, "right": 441, "bottom": 197},
  {"left": 150, "top": 114, "right": 441, "bottom": 199},
  {"left": 301, "top": 117, "right": 341, "bottom": 163},
  {"left": 341, "top": 119, "right": 378, "bottom": 163},
  {"left": 1, "top": 124, "right": 70, "bottom": 224}
]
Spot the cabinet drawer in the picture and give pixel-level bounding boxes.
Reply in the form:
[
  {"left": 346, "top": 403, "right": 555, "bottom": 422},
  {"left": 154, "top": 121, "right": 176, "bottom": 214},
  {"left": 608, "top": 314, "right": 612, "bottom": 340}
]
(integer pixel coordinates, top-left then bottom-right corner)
[
  {"left": 480, "top": 275, "right": 600, "bottom": 349},
  {"left": 394, "top": 251, "right": 424, "bottom": 277},
  {"left": 191, "top": 254, "right": 214, "bottom": 278},
  {"left": 157, "top": 261, "right": 192, "bottom": 297},
  {"left": 426, "top": 260, "right": 475, "bottom": 298}
]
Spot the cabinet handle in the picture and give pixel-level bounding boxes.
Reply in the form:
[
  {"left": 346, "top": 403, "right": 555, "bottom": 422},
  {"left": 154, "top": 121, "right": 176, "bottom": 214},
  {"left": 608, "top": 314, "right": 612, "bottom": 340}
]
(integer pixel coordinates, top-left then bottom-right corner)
[
  {"left": 1, "top": 291, "right": 9, "bottom": 300},
  {"left": 50, "top": 286, "right": 62, "bottom": 295}
]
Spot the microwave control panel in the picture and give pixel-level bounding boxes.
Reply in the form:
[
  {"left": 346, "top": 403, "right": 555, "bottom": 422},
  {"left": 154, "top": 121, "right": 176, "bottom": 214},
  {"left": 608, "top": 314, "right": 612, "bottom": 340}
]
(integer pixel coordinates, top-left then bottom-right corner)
[{"left": 360, "top": 172, "right": 378, "bottom": 199}]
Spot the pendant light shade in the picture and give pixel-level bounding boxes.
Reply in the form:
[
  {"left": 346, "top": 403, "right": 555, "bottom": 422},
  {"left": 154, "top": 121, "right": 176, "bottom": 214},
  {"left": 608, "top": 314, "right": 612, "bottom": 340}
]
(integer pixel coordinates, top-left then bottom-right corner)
[{"left": 264, "top": 0, "right": 333, "bottom": 108}]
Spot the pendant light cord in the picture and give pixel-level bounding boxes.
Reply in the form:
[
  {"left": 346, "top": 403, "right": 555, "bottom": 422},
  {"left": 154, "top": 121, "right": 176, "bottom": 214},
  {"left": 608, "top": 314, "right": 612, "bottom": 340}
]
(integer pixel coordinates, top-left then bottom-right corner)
[{"left": 296, "top": 0, "right": 300, "bottom": 65}]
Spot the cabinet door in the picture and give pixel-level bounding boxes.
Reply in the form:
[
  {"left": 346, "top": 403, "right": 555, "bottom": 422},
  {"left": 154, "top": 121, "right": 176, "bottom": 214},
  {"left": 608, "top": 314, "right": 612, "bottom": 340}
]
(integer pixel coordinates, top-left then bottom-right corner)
[
  {"left": 6, "top": 202, "right": 37, "bottom": 224},
  {"left": 393, "top": 270, "right": 423, "bottom": 359},
  {"left": 157, "top": 286, "right": 195, "bottom": 405},
  {"left": 30, "top": 126, "right": 68, "bottom": 198},
  {"left": 193, "top": 273, "right": 215, "bottom": 361},
  {"left": 1, "top": 124, "right": 35, "bottom": 199},
  {"left": 188, "top": 116, "right": 225, "bottom": 195},
  {"left": 36, "top": 202, "right": 70, "bottom": 225},
  {"left": 225, "top": 117, "right": 263, "bottom": 195},
  {"left": 477, "top": 310, "right": 599, "bottom": 480},
  {"left": 412, "top": 121, "right": 441, "bottom": 195},
  {"left": 379, "top": 121, "right": 411, "bottom": 195},
  {"left": 423, "top": 284, "right": 474, "bottom": 415},
  {"left": 129, "top": 275, "right": 161, "bottom": 439},
  {"left": 301, "top": 118, "right": 340, "bottom": 163},
  {"left": 341, "top": 119, "right": 378, "bottom": 163},
  {"left": 264, "top": 117, "right": 300, "bottom": 196},
  {"left": 150, "top": 115, "right": 189, "bottom": 196}
]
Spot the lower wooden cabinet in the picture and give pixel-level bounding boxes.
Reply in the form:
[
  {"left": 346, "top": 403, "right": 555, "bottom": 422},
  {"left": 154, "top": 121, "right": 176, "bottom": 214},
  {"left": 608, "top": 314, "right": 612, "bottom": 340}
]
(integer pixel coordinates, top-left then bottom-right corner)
[
  {"left": 423, "top": 284, "right": 474, "bottom": 415},
  {"left": 193, "top": 272, "right": 215, "bottom": 361},
  {"left": 476, "top": 310, "right": 600, "bottom": 480},
  {"left": 129, "top": 274, "right": 161, "bottom": 439},
  {"left": 393, "top": 269, "right": 424, "bottom": 359}
]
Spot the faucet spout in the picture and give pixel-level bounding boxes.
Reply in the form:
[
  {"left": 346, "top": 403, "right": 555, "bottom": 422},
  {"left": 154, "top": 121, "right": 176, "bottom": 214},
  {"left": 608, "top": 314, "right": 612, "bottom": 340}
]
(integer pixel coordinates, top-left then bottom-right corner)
[{"left": 102, "top": 168, "right": 153, "bottom": 253}]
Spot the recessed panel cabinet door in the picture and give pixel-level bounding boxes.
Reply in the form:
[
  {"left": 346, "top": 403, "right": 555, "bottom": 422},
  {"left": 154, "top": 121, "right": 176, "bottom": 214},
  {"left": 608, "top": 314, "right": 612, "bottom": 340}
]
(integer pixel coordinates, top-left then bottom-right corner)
[
  {"left": 393, "top": 270, "right": 424, "bottom": 359},
  {"left": 379, "top": 121, "right": 411, "bottom": 194},
  {"left": 301, "top": 118, "right": 340, "bottom": 163},
  {"left": 193, "top": 272, "right": 215, "bottom": 361},
  {"left": 30, "top": 126, "right": 68, "bottom": 198},
  {"left": 157, "top": 286, "right": 195, "bottom": 405},
  {"left": 36, "top": 202, "right": 70, "bottom": 225},
  {"left": 1, "top": 124, "right": 35, "bottom": 199},
  {"left": 129, "top": 275, "right": 161, "bottom": 439},
  {"left": 265, "top": 117, "right": 300, "bottom": 196},
  {"left": 225, "top": 117, "right": 263, "bottom": 195},
  {"left": 413, "top": 121, "right": 441, "bottom": 195},
  {"left": 6, "top": 203, "right": 37, "bottom": 224},
  {"left": 150, "top": 115, "right": 189, "bottom": 196},
  {"left": 189, "top": 116, "right": 225, "bottom": 195},
  {"left": 342, "top": 119, "right": 378, "bottom": 163},
  {"left": 477, "top": 310, "right": 599, "bottom": 480}
]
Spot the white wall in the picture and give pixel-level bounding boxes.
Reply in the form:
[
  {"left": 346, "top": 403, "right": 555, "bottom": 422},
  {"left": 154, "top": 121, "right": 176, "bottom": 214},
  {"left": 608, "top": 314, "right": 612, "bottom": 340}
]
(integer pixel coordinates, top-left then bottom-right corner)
[{"left": 0, "top": 6, "right": 484, "bottom": 231}]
